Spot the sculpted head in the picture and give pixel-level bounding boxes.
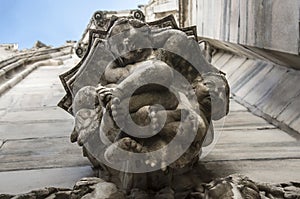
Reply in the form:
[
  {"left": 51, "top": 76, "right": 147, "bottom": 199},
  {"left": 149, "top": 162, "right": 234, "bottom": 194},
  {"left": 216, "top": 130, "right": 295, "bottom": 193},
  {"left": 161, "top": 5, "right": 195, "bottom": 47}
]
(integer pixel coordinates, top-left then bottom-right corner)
[
  {"left": 202, "top": 73, "right": 230, "bottom": 120},
  {"left": 106, "top": 18, "right": 152, "bottom": 63},
  {"left": 192, "top": 73, "right": 229, "bottom": 120}
]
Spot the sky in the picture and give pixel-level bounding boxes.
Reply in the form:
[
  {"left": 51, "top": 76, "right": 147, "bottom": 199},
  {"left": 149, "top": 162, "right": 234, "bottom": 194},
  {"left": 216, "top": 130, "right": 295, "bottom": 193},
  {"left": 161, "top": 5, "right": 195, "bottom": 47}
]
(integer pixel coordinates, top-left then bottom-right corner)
[{"left": 0, "top": 0, "right": 149, "bottom": 49}]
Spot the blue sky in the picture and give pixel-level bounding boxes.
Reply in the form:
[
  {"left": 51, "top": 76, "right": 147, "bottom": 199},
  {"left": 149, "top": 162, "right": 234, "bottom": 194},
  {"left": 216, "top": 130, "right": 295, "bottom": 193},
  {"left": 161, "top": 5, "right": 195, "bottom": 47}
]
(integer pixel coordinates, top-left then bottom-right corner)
[{"left": 0, "top": 0, "right": 149, "bottom": 49}]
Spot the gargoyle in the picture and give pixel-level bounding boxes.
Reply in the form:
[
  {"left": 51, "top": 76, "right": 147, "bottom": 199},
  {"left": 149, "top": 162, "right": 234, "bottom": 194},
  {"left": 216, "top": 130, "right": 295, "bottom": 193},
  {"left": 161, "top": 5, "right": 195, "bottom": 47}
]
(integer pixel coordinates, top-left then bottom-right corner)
[{"left": 58, "top": 11, "right": 229, "bottom": 194}]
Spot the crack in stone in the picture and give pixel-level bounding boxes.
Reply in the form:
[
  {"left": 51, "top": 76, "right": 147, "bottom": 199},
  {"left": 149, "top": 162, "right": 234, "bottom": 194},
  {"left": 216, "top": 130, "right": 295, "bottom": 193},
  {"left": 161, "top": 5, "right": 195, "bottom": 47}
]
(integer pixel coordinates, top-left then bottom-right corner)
[{"left": 0, "top": 139, "right": 6, "bottom": 149}]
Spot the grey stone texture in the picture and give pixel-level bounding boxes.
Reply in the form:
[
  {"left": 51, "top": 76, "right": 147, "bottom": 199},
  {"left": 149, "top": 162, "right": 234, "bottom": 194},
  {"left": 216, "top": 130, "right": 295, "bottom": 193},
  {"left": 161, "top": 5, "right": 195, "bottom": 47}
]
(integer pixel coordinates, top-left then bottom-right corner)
[
  {"left": 0, "top": 45, "right": 72, "bottom": 103},
  {"left": 213, "top": 51, "right": 300, "bottom": 136},
  {"left": 0, "top": 55, "right": 92, "bottom": 194},
  {"left": 1, "top": 175, "right": 300, "bottom": 199},
  {"left": 0, "top": 13, "right": 299, "bottom": 197},
  {"left": 0, "top": 63, "right": 299, "bottom": 194},
  {"left": 183, "top": 0, "right": 300, "bottom": 55}
]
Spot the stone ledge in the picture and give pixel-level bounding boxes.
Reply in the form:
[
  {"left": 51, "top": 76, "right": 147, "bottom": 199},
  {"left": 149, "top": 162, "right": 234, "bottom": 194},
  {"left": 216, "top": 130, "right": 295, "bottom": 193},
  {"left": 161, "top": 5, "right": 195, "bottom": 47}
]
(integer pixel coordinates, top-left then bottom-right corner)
[
  {"left": 213, "top": 51, "right": 300, "bottom": 137},
  {"left": 1, "top": 175, "right": 299, "bottom": 199}
]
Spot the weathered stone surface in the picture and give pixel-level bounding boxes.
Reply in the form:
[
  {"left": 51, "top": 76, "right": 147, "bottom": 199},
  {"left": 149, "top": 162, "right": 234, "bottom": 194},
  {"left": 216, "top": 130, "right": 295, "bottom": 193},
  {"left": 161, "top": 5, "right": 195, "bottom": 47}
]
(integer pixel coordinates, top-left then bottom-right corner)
[
  {"left": 237, "top": 63, "right": 286, "bottom": 104},
  {"left": 214, "top": 51, "right": 300, "bottom": 135},
  {"left": 256, "top": 71, "right": 300, "bottom": 118},
  {"left": 214, "top": 111, "right": 273, "bottom": 130},
  {"left": 217, "top": 128, "right": 296, "bottom": 144},
  {"left": 205, "top": 140, "right": 300, "bottom": 161},
  {"left": 200, "top": 159, "right": 300, "bottom": 183},
  {"left": 33, "top": 40, "right": 49, "bottom": 49},
  {"left": 1, "top": 9, "right": 300, "bottom": 199},
  {"left": 290, "top": 117, "right": 300, "bottom": 136},
  {"left": 0, "top": 107, "right": 72, "bottom": 123},
  {"left": 183, "top": 0, "right": 300, "bottom": 55},
  {"left": 0, "top": 45, "right": 18, "bottom": 61},
  {"left": 0, "top": 49, "right": 69, "bottom": 94},
  {"left": 0, "top": 140, "right": 4, "bottom": 149},
  {"left": 234, "top": 62, "right": 273, "bottom": 99},
  {"left": 224, "top": 59, "right": 253, "bottom": 84},
  {"left": 0, "top": 137, "right": 90, "bottom": 171},
  {"left": 1, "top": 176, "right": 299, "bottom": 199},
  {"left": 0, "top": 167, "right": 93, "bottom": 194},
  {"left": 227, "top": 99, "right": 247, "bottom": 112},
  {"left": 211, "top": 51, "right": 225, "bottom": 64},
  {"left": 0, "top": 49, "right": 95, "bottom": 194},
  {"left": 212, "top": 53, "right": 234, "bottom": 70},
  {"left": 232, "top": 61, "right": 262, "bottom": 88},
  {"left": 218, "top": 56, "right": 247, "bottom": 77},
  {"left": 59, "top": 14, "right": 231, "bottom": 180},
  {"left": 277, "top": 98, "right": 300, "bottom": 126},
  {"left": 0, "top": 120, "right": 73, "bottom": 140}
]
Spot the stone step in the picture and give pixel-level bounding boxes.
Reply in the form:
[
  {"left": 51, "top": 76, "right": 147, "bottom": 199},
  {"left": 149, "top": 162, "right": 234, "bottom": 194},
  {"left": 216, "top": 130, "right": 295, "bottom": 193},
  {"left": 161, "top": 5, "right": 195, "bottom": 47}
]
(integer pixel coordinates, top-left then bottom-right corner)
[
  {"left": 199, "top": 159, "right": 300, "bottom": 183},
  {"left": 0, "top": 137, "right": 90, "bottom": 172}
]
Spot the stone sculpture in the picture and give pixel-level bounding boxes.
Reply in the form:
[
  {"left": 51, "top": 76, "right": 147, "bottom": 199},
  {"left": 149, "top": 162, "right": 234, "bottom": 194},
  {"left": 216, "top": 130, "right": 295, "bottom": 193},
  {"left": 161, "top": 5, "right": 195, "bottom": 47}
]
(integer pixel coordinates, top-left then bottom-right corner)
[
  {"left": 58, "top": 11, "right": 230, "bottom": 197},
  {"left": 3, "top": 175, "right": 300, "bottom": 199}
]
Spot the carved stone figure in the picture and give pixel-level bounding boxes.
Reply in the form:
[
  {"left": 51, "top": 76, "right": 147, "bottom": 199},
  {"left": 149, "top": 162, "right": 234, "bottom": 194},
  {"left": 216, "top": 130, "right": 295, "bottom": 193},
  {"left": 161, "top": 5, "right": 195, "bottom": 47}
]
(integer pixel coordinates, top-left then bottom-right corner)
[{"left": 58, "top": 12, "right": 230, "bottom": 197}]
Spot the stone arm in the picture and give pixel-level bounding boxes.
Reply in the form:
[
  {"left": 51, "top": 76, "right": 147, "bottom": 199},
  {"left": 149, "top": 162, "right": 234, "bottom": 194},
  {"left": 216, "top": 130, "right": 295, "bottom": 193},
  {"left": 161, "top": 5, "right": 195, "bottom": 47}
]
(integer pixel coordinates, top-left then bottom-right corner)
[
  {"left": 152, "top": 29, "right": 220, "bottom": 75},
  {"left": 104, "top": 61, "right": 130, "bottom": 84}
]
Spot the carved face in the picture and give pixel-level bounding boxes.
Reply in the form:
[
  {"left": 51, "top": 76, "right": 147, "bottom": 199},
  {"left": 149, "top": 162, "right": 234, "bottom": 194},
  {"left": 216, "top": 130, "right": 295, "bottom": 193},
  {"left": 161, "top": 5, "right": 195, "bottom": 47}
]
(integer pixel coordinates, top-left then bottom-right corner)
[
  {"left": 107, "top": 21, "right": 152, "bottom": 63},
  {"left": 192, "top": 76, "right": 210, "bottom": 102},
  {"left": 202, "top": 73, "right": 229, "bottom": 120},
  {"left": 192, "top": 74, "right": 229, "bottom": 120}
]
